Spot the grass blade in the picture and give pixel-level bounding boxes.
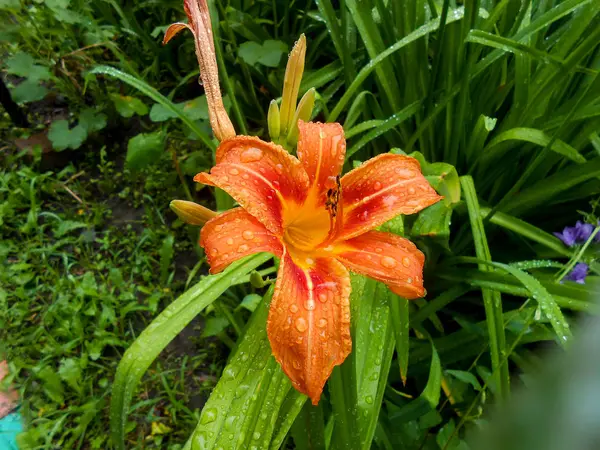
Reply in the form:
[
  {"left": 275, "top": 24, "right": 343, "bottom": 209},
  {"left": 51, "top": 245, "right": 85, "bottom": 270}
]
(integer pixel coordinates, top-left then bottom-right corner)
[
  {"left": 460, "top": 176, "right": 510, "bottom": 401},
  {"left": 480, "top": 127, "right": 586, "bottom": 165},
  {"left": 390, "top": 295, "right": 410, "bottom": 385}
]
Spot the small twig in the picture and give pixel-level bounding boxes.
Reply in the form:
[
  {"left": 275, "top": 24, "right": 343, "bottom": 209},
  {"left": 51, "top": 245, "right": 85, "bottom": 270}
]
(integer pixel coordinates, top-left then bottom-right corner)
[
  {"left": 62, "top": 184, "right": 83, "bottom": 204},
  {"left": 60, "top": 42, "right": 110, "bottom": 59},
  {"left": 65, "top": 170, "right": 85, "bottom": 184}
]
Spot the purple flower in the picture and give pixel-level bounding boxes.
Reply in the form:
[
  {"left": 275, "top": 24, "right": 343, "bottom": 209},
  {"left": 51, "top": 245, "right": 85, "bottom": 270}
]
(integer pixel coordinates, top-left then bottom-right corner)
[
  {"left": 554, "top": 221, "right": 597, "bottom": 246},
  {"left": 574, "top": 221, "right": 594, "bottom": 242},
  {"left": 564, "top": 262, "right": 589, "bottom": 284}
]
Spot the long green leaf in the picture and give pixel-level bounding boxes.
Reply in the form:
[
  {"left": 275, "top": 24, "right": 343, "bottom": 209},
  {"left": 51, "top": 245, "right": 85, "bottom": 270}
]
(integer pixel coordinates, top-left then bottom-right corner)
[
  {"left": 356, "top": 283, "right": 395, "bottom": 450},
  {"left": 461, "top": 176, "right": 510, "bottom": 400},
  {"left": 110, "top": 253, "right": 271, "bottom": 450},
  {"left": 390, "top": 295, "right": 410, "bottom": 385},
  {"left": 188, "top": 287, "right": 306, "bottom": 450},
  {"left": 480, "top": 127, "right": 586, "bottom": 164},
  {"left": 450, "top": 257, "right": 572, "bottom": 346},
  {"left": 329, "top": 8, "right": 466, "bottom": 122},
  {"left": 389, "top": 342, "right": 442, "bottom": 423},
  {"left": 503, "top": 157, "right": 600, "bottom": 215},
  {"left": 346, "top": 101, "right": 422, "bottom": 159}
]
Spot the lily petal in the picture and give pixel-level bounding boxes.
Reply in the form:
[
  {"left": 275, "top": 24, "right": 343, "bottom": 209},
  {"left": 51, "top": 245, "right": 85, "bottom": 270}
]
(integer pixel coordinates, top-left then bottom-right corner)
[
  {"left": 200, "top": 208, "right": 282, "bottom": 274},
  {"left": 339, "top": 154, "right": 441, "bottom": 240},
  {"left": 195, "top": 136, "right": 310, "bottom": 236},
  {"left": 335, "top": 230, "right": 426, "bottom": 299},
  {"left": 267, "top": 250, "right": 352, "bottom": 405},
  {"left": 297, "top": 121, "right": 346, "bottom": 195}
]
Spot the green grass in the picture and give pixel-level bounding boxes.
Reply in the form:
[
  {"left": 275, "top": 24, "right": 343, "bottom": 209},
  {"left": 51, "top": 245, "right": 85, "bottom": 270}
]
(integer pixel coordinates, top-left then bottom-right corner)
[
  {"left": 2, "top": 0, "right": 600, "bottom": 449},
  {"left": 0, "top": 147, "right": 225, "bottom": 449}
]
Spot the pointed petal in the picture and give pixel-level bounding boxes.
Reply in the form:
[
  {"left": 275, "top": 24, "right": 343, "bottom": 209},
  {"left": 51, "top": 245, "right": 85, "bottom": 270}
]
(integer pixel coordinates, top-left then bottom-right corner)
[
  {"left": 339, "top": 154, "right": 442, "bottom": 240},
  {"left": 163, "top": 22, "right": 193, "bottom": 44},
  {"left": 297, "top": 121, "right": 346, "bottom": 194},
  {"left": 335, "top": 231, "right": 426, "bottom": 299},
  {"left": 195, "top": 136, "right": 310, "bottom": 236},
  {"left": 200, "top": 208, "right": 282, "bottom": 274},
  {"left": 267, "top": 251, "right": 352, "bottom": 405}
]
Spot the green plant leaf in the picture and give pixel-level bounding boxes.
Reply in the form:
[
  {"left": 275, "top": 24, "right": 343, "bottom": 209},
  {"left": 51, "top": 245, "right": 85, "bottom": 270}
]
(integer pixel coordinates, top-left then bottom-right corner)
[
  {"left": 411, "top": 201, "right": 454, "bottom": 250},
  {"left": 188, "top": 286, "right": 306, "bottom": 450},
  {"left": 390, "top": 295, "right": 410, "bottom": 384},
  {"left": 11, "top": 79, "right": 48, "bottom": 103},
  {"left": 238, "top": 293, "right": 262, "bottom": 312},
  {"left": 389, "top": 342, "right": 442, "bottom": 423},
  {"left": 408, "top": 151, "right": 461, "bottom": 204},
  {"left": 110, "top": 94, "right": 149, "bottom": 118},
  {"left": 58, "top": 358, "right": 83, "bottom": 393},
  {"left": 159, "top": 234, "right": 174, "bottom": 285},
  {"left": 0, "top": 0, "right": 20, "bottom": 8},
  {"left": 201, "top": 316, "right": 229, "bottom": 337},
  {"left": 5, "top": 52, "right": 52, "bottom": 82},
  {"left": 125, "top": 130, "right": 165, "bottom": 170},
  {"left": 55, "top": 220, "right": 87, "bottom": 237},
  {"left": 78, "top": 108, "right": 107, "bottom": 133},
  {"left": 238, "top": 40, "right": 287, "bottom": 67},
  {"left": 291, "top": 402, "right": 327, "bottom": 450},
  {"left": 461, "top": 176, "right": 509, "bottom": 400},
  {"left": 48, "top": 120, "right": 88, "bottom": 151},
  {"left": 482, "top": 127, "right": 586, "bottom": 164},
  {"left": 110, "top": 253, "right": 272, "bottom": 450}
]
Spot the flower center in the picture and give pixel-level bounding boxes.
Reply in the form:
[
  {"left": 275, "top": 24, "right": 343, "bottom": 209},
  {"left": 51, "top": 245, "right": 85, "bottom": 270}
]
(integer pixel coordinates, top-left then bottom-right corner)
[{"left": 282, "top": 192, "right": 334, "bottom": 262}]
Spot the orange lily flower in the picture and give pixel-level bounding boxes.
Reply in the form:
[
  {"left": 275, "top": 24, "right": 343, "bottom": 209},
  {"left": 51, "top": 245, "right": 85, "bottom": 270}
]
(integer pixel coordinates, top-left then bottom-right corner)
[{"left": 195, "top": 121, "right": 442, "bottom": 404}]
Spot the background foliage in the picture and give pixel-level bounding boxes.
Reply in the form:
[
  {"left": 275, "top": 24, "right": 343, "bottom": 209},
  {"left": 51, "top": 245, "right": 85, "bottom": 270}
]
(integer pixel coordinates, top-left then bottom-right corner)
[{"left": 1, "top": 0, "right": 600, "bottom": 449}]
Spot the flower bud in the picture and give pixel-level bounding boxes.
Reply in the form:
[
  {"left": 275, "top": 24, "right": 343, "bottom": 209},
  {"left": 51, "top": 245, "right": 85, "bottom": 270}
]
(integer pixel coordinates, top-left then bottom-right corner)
[
  {"left": 268, "top": 100, "right": 281, "bottom": 141},
  {"left": 286, "top": 88, "right": 315, "bottom": 145},
  {"left": 279, "top": 34, "right": 306, "bottom": 138},
  {"left": 170, "top": 200, "right": 217, "bottom": 225}
]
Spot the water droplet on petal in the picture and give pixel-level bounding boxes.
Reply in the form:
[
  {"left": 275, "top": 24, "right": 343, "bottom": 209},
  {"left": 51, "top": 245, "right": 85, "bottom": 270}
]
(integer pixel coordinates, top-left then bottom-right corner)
[
  {"left": 381, "top": 256, "right": 397, "bottom": 268},
  {"left": 407, "top": 277, "right": 413, "bottom": 284},
  {"left": 402, "top": 257, "right": 411, "bottom": 267},
  {"left": 408, "top": 187, "right": 416, "bottom": 195},
  {"left": 215, "top": 224, "right": 223, "bottom": 232},
  {"left": 293, "top": 360, "right": 301, "bottom": 369},
  {"left": 243, "top": 230, "right": 255, "bottom": 240},
  {"left": 318, "top": 318, "right": 327, "bottom": 328},
  {"left": 290, "top": 304, "right": 298, "bottom": 313},
  {"left": 295, "top": 317, "right": 308, "bottom": 332},
  {"left": 304, "top": 299, "right": 315, "bottom": 311},
  {"left": 227, "top": 238, "right": 234, "bottom": 245},
  {"left": 318, "top": 292, "right": 328, "bottom": 303},
  {"left": 373, "top": 181, "right": 382, "bottom": 191},
  {"left": 240, "top": 147, "right": 263, "bottom": 163},
  {"left": 238, "top": 244, "right": 249, "bottom": 253},
  {"left": 275, "top": 163, "right": 283, "bottom": 174},
  {"left": 229, "top": 168, "right": 240, "bottom": 175},
  {"left": 210, "top": 248, "right": 218, "bottom": 256}
]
